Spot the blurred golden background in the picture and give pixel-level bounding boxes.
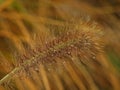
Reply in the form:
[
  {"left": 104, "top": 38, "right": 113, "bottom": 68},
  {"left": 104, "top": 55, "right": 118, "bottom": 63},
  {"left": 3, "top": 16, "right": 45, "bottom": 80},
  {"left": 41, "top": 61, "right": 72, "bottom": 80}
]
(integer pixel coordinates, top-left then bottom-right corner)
[{"left": 0, "top": 0, "right": 120, "bottom": 90}]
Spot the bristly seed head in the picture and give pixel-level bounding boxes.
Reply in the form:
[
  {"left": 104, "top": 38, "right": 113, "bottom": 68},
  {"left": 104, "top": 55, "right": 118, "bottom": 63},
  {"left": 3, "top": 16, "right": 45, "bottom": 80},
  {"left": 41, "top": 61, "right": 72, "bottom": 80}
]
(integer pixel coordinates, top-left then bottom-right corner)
[
  {"left": 0, "top": 19, "right": 103, "bottom": 85},
  {"left": 15, "top": 24, "right": 102, "bottom": 74}
]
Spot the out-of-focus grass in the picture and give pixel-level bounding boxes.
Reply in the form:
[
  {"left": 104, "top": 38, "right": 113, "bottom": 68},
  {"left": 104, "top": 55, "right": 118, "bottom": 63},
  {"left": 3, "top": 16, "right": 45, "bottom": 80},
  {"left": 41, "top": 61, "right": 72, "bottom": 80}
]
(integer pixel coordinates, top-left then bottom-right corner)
[
  {"left": 0, "top": 0, "right": 120, "bottom": 90},
  {"left": 10, "top": 0, "right": 26, "bottom": 12},
  {"left": 107, "top": 51, "right": 120, "bottom": 72},
  {"left": 0, "top": 0, "right": 4, "bottom": 4}
]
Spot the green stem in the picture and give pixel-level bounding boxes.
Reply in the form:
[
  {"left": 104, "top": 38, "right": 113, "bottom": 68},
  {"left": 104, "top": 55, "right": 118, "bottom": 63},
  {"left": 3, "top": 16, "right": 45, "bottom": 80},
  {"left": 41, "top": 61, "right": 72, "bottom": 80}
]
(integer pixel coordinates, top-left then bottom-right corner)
[{"left": 0, "top": 67, "right": 21, "bottom": 85}]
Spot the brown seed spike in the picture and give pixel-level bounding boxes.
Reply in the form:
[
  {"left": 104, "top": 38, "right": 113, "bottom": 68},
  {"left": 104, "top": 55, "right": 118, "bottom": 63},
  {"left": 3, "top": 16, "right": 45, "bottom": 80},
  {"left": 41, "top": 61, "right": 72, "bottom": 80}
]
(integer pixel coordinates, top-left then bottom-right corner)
[{"left": 0, "top": 19, "right": 103, "bottom": 85}]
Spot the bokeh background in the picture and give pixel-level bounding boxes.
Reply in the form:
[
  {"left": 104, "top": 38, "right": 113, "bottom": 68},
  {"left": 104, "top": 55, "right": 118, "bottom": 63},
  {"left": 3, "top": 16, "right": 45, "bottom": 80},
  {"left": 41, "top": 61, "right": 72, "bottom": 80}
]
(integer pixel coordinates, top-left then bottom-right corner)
[{"left": 0, "top": 0, "right": 120, "bottom": 90}]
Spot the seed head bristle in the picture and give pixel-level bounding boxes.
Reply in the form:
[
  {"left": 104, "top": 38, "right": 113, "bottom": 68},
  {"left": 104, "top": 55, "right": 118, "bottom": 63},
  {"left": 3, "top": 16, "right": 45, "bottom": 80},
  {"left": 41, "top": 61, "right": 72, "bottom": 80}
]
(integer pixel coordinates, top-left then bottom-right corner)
[
  {"left": 0, "top": 20, "right": 103, "bottom": 85},
  {"left": 17, "top": 25, "right": 102, "bottom": 71}
]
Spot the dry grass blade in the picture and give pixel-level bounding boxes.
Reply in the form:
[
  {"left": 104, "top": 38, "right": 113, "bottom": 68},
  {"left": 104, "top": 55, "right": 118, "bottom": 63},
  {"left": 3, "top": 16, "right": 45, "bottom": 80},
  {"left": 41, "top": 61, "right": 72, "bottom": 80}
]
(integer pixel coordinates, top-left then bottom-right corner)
[{"left": 0, "top": 0, "right": 13, "bottom": 12}]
